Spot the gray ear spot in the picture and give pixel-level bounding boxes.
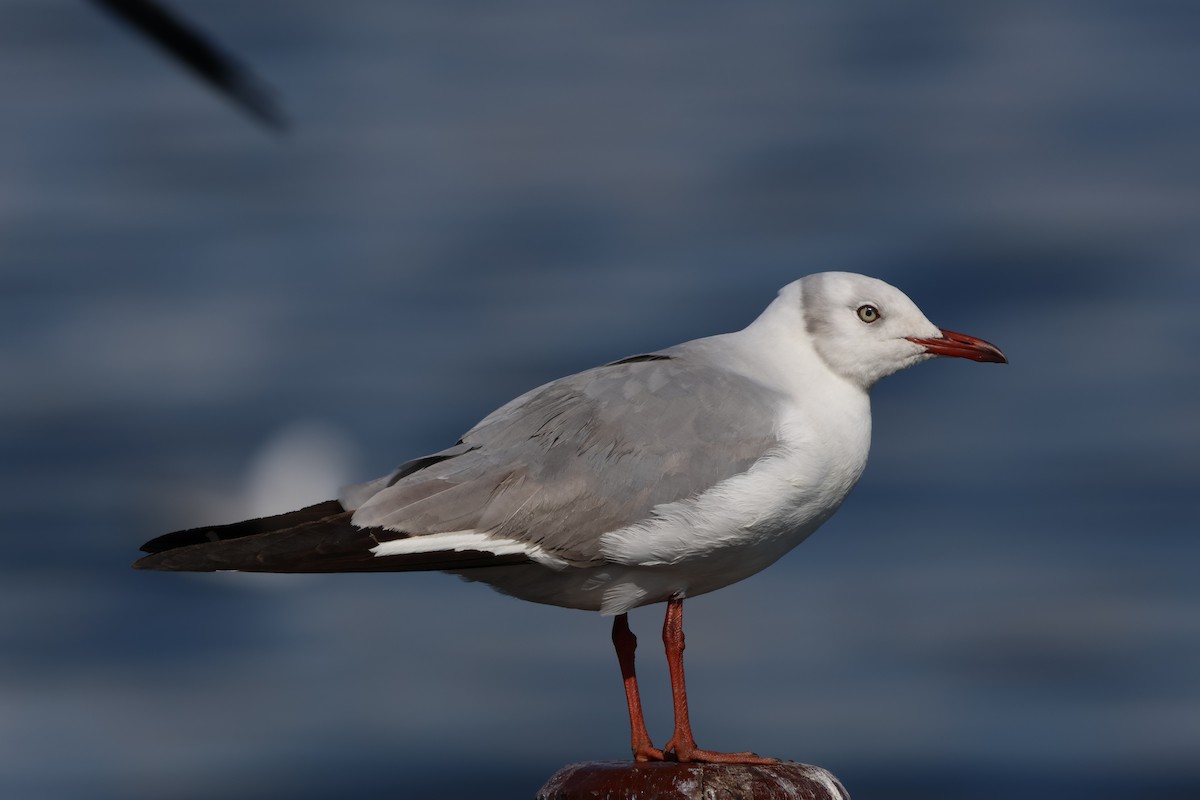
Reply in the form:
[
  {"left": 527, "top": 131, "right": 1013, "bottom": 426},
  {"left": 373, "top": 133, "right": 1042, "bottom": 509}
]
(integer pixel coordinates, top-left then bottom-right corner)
[{"left": 856, "top": 304, "right": 881, "bottom": 324}]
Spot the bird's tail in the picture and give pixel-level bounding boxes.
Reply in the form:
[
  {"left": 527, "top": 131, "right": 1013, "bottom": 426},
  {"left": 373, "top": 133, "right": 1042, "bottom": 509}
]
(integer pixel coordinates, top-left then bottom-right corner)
[
  {"left": 134, "top": 500, "right": 382, "bottom": 572},
  {"left": 133, "top": 500, "right": 529, "bottom": 573}
]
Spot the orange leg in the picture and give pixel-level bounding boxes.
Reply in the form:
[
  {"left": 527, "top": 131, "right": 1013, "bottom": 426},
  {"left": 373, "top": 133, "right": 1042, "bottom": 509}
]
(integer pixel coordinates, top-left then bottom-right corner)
[
  {"left": 612, "top": 613, "right": 665, "bottom": 761},
  {"left": 660, "top": 596, "right": 777, "bottom": 764}
]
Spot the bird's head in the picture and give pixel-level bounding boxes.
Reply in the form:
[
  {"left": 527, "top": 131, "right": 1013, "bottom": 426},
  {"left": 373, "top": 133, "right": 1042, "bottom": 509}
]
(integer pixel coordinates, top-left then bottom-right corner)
[{"left": 798, "top": 272, "right": 1007, "bottom": 390}]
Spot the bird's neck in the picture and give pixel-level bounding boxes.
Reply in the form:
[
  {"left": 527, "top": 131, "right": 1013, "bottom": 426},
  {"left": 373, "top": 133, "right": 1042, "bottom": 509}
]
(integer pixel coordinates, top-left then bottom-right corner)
[{"left": 733, "top": 291, "right": 863, "bottom": 403}]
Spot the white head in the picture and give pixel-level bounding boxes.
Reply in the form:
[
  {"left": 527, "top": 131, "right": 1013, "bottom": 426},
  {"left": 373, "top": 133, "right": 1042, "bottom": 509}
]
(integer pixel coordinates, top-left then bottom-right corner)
[{"left": 796, "top": 272, "right": 1006, "bottom": 390}]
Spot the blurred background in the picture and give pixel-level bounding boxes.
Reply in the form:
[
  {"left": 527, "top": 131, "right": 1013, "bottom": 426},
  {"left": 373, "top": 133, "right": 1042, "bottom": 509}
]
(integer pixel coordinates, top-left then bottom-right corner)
[{"left": 2, "top": 2, "right": 1198, "bottom": 798}]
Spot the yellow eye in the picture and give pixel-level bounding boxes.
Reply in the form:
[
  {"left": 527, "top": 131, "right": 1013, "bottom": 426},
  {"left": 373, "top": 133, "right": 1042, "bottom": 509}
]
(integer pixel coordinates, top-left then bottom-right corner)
[{"left": 856, "top": 304, "right": 880, "bottom": 323}]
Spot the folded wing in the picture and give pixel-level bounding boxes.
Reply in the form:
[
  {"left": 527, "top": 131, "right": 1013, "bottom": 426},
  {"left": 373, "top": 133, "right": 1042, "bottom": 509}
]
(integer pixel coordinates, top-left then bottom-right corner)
[{"left": 135, "top": 348, "right": 782, "bottom": 573}]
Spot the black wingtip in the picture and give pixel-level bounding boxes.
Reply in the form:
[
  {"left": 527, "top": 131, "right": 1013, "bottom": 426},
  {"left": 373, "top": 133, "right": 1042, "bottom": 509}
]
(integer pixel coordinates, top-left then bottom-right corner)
[
  {"left": 90, "top": 0, "right": 289, "bottom": 133},
  {"left": 215, "top": 72, "right": 288, "bottom": 134},
  {"left": 137, "top": 500, "right": 346, "bottom": 557}
]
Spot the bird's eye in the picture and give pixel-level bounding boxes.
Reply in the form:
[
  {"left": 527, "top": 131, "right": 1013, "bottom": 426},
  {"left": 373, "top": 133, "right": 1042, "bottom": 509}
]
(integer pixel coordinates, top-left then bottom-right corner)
[{"left": 856, "top": 304, "right": 880, "bottom": 323}]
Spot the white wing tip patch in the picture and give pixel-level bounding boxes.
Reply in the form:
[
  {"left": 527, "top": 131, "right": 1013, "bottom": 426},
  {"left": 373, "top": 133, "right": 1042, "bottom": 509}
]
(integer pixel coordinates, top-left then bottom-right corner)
[
  {"left": 370, "top": 530, "right": 567, "bottom": 568},
  {"left": 370, "top": 530, "right": 528, "bottom": 558}
]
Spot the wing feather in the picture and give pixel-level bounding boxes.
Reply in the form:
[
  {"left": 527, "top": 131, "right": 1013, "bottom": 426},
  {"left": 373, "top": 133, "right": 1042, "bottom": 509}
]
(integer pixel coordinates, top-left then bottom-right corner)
[
  {"left": 351, "top": 347, "right": 782, "bottom": 564},
  {"left": 133, "top": 506, "right": 530, "bottom": 572}
]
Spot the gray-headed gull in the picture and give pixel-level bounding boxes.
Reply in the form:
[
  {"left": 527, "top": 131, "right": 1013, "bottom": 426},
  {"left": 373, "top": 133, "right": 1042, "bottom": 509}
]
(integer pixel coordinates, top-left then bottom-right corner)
[{"left": 136, "top": 272, "right": 1006, "bottom": 764}]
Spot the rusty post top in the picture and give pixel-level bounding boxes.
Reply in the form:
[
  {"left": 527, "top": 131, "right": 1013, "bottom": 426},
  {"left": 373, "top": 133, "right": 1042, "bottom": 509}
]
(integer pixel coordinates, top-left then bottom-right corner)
[{"left": 537, "top": 760, "right": 849, "bottom": 800}]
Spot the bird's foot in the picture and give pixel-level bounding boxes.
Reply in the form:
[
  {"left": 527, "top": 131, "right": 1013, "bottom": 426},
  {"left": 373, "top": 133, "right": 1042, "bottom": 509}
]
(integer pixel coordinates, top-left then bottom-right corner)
[
  {"left": 632, "top": 743, "right": 667, "bottom": 762},
  {"left": 664, "top": 737, "right": 778, "bottom": 765}
]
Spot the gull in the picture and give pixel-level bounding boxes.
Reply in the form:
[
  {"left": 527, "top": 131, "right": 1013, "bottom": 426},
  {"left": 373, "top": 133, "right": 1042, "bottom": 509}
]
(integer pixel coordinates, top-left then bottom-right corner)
[{"left": 135, "top": 272, "right": 1006, "bottom": 763}]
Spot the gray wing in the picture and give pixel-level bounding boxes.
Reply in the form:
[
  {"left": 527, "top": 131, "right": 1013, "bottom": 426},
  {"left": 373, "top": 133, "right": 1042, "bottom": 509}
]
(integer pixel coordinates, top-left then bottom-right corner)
[{"left": 350, "top": 348, "right": 783, "bottom": 565}]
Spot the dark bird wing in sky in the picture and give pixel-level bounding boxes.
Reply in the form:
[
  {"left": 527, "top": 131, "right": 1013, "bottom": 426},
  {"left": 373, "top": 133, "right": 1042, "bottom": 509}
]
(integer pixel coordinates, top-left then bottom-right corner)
[{"left": 89, "top": 0, "right": 286, "bottom": 131}]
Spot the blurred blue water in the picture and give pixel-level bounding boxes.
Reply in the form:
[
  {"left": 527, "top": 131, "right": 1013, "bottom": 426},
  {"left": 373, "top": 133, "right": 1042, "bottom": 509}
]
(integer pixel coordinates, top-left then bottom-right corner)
[{"left": 2, "top": 2, "right": 1199, "bottom": 798}]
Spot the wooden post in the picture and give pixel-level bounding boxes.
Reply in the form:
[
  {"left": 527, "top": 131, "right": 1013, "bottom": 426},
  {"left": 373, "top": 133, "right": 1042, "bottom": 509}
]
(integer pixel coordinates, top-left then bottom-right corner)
[{"left": 537, "top": 761, "right": 849, "bottom": 799}]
